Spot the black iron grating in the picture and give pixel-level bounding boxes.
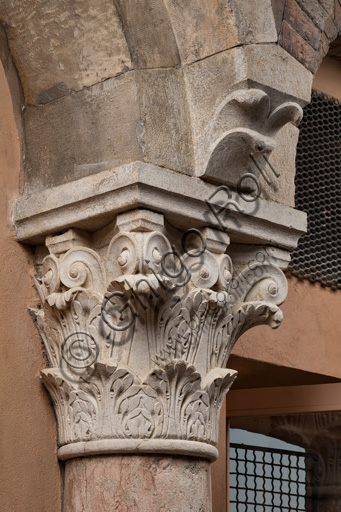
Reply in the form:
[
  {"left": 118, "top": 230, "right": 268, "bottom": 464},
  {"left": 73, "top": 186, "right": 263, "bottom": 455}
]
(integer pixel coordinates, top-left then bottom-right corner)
[
  {"left": 229, "top": 443, "right": 318, "bottom": 512},
  {"left": 288, "top": 90, "right": 341, "bottom": 288}
]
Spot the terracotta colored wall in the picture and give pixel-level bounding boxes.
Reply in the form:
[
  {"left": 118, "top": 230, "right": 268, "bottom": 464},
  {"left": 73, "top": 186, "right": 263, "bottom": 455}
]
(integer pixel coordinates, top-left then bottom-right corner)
[
  {"left": 232, "top": 274, "right": 341, "bottom": 380},
  {"left": 0, "top": 61, "right": 61, "bottom": 511}
]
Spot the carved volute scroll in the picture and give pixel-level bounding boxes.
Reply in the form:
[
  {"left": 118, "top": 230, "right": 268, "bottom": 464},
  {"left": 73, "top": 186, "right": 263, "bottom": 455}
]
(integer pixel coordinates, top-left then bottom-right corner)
[{"left": 33, "top": 209, "right": 288, "bottom": 461}]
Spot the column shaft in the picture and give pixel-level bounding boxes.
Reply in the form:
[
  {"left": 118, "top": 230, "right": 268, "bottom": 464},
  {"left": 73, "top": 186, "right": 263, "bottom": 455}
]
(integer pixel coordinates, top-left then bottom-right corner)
[{"left": 64, "top": 455, "right": 211, "bottom": 512}]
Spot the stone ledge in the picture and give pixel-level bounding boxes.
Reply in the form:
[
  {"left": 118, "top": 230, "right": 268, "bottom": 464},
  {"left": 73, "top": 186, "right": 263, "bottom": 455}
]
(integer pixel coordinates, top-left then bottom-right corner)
[{"left": 14, "top": 161, "right": 306, "bottom": 249}]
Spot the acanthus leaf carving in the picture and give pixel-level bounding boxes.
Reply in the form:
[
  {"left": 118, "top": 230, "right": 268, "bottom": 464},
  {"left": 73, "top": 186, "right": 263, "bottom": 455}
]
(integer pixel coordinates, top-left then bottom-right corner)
[{"left": 33, "top": 211, "right": 288, "bottom": 460}]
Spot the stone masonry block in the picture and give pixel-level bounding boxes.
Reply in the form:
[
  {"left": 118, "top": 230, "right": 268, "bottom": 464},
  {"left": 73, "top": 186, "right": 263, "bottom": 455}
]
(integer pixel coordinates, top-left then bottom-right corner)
[
  {"left": 135, "top": 68, "right": 194, "bottom": 174},
  {"left": 113, "top": 0, "right": 180, "bottom": 69},
  {"left": 164, "top": 0, "right": 277, "bottom": 65},
  {"left": 2, "top": 0, "right": 131, "bottom": 105},
  {"left": 271, "top": 0, "right": 286, "bottom": 34},
  {"left": 24, "top": 73, "right": 143, "bottom": 195}
]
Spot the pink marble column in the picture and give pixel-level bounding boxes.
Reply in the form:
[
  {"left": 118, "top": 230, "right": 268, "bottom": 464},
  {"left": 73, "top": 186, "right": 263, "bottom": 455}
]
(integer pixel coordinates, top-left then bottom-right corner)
[{"left": 64, "top": 455, "right": 212, "bottom": 512}]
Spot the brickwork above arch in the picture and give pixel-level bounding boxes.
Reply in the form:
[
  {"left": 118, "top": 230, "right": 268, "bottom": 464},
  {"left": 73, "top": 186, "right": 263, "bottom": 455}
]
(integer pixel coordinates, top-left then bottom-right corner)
[{"left": 272, "top": 0, "right": 341, "bottom": 71}]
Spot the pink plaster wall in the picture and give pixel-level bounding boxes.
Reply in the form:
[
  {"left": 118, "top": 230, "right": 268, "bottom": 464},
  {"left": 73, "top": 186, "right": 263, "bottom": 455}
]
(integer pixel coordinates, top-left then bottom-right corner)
[
  {"left": 232, "top": 275, "right": 341, "bottom": 380},
  {"left": 0, "top": 61, "right": 61, "bottom": 512}
]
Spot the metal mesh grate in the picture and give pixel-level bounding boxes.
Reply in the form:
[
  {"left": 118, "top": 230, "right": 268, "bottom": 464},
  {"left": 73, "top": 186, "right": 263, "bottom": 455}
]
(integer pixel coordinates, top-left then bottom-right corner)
[
  {"left": 229, "top": 443, "right": 319, "bottom": 512},
  {"left": 288, "top": 90, "right": 341, "bottom": 288}
]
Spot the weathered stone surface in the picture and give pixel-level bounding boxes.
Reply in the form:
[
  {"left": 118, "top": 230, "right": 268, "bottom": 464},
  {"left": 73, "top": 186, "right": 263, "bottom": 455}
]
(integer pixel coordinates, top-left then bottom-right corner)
[
  {"left": 113, "top": 0, "right": 277, "bottom": 68},
  {"left": 225, "top": 0, "right": 278, "bottom": 46},
  {"left": 165, "top": 0, "right": 277, "bottom": 65},
  {"left": 0, "top": 0, "right": 131, "bottom": 105},
  {"left": 258, "top": 123, "right": 299, "bottom": 207},
  {"left": 184, "top": 44, "right": 311, "bottom": 140},
  {"left": 284, "top": 0, "right": 322, "bottom": 50},
  {"left": 37, "top": 83, "right": 69, "bottom": 105},
  {"left": 64, "top": 455, "right": 212, "bottom": 512},
  {"left": 198, "top": 87, "right": 301, "bottom": 191},
  {"left": 135, "top": 44, "right": 310, "bottom": 184},
  {"left": 271, "top": 0, "right": 286, "bottom": 33},
  {"left": 2, "top": 2, "right": 312, "bottom": 208},
  {"left": 24, "top": 72, "right": 143, "bottom": 194},
  {"left": 135, "top": 68, "right": 193, "bottom": 173},
  {"left": 183, "top": 44, "right": 311, "bottom": 195},
  {"left": 113, "top": 0, "right": 180, "bottom": 69}
]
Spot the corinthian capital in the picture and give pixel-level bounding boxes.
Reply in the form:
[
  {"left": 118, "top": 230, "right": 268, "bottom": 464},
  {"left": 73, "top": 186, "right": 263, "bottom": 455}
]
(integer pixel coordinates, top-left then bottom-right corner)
[{"left": 33, "top": 209, "right": 287, "bottom": 461}]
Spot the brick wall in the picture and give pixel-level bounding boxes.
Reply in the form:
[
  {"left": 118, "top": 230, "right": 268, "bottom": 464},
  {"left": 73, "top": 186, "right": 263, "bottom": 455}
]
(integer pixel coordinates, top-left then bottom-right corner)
[{"left": 272, "top": 0, "right": 341, "bottom": 72}]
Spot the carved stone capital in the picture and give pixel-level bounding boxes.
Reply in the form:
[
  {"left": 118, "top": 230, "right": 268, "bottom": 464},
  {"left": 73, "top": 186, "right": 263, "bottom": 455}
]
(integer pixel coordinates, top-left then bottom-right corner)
[{"left": 33, "top": 209, "right": 288, "bottom": 461}]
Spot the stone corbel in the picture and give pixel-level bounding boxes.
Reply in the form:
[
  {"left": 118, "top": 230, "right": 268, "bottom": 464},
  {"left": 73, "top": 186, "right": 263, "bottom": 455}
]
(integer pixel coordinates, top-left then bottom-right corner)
[
  {"left": 197, "top": 88, "right": 303, "bottom": 187},
  {"left": 32, "top": 209, "right": 288, "bottom": 462}
]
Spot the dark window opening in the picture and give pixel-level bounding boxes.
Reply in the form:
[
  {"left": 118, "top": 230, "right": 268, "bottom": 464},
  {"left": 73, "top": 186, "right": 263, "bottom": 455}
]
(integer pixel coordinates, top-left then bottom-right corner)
[{"left": 288, "top": 91, "right": 340, "bottom": 288}]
